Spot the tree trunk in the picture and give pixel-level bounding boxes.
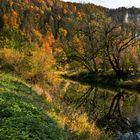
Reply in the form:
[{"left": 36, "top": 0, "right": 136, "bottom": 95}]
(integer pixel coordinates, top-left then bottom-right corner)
[{"left": 92, "top": 58, "right": 98, "bottom": 73}]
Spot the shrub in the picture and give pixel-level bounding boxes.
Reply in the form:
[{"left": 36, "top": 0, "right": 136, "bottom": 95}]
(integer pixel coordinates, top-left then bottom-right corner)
[
  {"left": 0, "top": 48, "right": 25, "bottom": 74},
  {"left": 24, "top": 48, "right": 59, "bottom": 85},
  {"left": 0, "top": 27, "right": 27, "bottom": 49},
  {"left": 0, "top": 47, "right": 58, "bottom": 86}
]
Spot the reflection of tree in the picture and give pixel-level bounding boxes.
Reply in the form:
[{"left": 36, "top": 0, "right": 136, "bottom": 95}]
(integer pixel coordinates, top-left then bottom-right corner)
[
  {"left": 74, "top": 86, "right": 99, "bottom": 120},
  {"left": 71, "top": 86, "right": 138, "bottom": 132},
  {"left": 96, "top": 90, "right": 137, "bottom": 133},
  {"left": 75, "top": 86, "right": 95, "bottom": 109},
  {"left": 107, "top": 90, "right": 125, "bottom": 117}
]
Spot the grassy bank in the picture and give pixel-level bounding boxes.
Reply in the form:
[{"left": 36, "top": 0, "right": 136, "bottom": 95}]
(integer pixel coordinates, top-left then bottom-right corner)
[
  {"left": 0, "top": 72, "right": 66, "bottom": 140},
  {"left": 0, "top": 72, "right": 114, "bottom": 140}
]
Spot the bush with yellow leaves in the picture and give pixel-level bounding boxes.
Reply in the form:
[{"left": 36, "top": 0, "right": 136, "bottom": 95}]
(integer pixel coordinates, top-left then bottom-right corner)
[
  {"left": 25, "top": 47, "right": 59, "bottom": 86},
  {"left": 0, "top": 47, "right": 59, "bottom": 87},
  {"left": 0, "top": 48, "right": 25, "bottom": 74}
]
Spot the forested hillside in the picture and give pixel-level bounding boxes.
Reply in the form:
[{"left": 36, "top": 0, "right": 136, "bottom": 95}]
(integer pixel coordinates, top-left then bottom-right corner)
[
  {"left": 0, "top": 0, "right": 106, "bottom": 49},
  {"left": 1, "top": 0, "right": 140, "bottom": 76}
]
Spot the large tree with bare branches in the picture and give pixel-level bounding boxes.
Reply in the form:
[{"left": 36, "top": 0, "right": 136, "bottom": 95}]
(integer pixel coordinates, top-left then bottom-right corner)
[{"left": 100, "top": 19, "right": 140, "bottom": 77}]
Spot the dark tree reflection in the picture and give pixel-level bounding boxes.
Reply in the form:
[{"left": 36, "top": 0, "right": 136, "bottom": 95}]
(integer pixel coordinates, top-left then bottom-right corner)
[
  {"left": 63, "top": 84, "right": 140, "bottom": 133},
  {"left": 96, "top": 90, "right": 137, "bottom": 132}
]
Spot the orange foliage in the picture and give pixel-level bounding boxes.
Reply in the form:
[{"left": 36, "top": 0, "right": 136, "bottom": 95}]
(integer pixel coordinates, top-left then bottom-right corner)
[
  {"left": 9, "top": 0, "right": 13, "bottom": 7},
  {"left": 63, "top": 9, "right": 68, "bottom": 14},
  {"left": 3, "top": 10, "right": 18, "bottom": 27},
  {"left": 3, "top": 14, "right": 9, "bottom": 25},
  {"left": 45, "top": 0, "right": 53, "bottom": 6},
  {"left": 71, "top": 5, "right": 77, "bottom": 13},
  {"left": 36, "top": 13, "right": 41, "bottom": 19},
  {"left": 11, "top": 10, "right": 18, "bottom": 26},
  {"left": 34, "top": 6, "right": 39, "bottom": 12},
  {"left": 33, "top": 29, "right": 54, "bottom": 53},
  {"left": 43, "top": 41, "right": 51, "bottom": 52},
  {"left": 33, "top": 29, "right": 43, "bottom": 42},
  {"left": 24, "top": 0, "right": 30, "bottom": 3},
  {"left": 43, "top": 31, "right": 54, "bottom": 52}
]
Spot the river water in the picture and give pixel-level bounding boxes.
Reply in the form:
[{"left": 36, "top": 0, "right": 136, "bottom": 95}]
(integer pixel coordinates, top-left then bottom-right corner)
[{"left": 61, "top": 80, "right": 140, "bottom": 140}]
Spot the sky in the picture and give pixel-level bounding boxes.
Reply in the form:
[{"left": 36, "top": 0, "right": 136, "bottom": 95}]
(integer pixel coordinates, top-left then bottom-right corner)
[{"left": 63, "top": 0, "right": 140, "bottom": 9}]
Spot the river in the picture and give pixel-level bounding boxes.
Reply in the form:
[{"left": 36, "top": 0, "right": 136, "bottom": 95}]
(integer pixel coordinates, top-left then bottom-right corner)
[{"left": 61, "top": 80, "right": 140, "bottom": 140}]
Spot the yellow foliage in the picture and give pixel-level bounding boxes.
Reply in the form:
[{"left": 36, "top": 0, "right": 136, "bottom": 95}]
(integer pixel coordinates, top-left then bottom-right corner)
[
  {"left": 34, "top": 6, "right": 39, "bottom": 12},
  {"left": 25, "top": 47, "right": 56, "bottom": 85},
  {"left": 59, "top": 27, "right": 67, "bottom": 38},
  {"left": 0, "top": 47, "right": 57, "bottom": 86},
  {"left": 0, "top": 48, "right": 24, "bottom": 74},
  {"left": 48, "top": 108, "right": 101, "bottom": 139},
  {"left": 33, "top": 29, "right": 43, "bottom": 42},
  {"left": 72, "top": 35, "right": 85, "bottom": 54}
]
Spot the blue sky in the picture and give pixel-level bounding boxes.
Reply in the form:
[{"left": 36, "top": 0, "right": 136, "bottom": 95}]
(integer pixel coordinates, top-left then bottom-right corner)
[{"left": 63, "top": 0, "right": 140, "bottom": 9}]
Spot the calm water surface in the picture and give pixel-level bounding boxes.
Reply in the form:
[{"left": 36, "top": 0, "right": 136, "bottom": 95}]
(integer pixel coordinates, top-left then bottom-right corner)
[{"left": 61, "top": 80, "right": 140, "bottom": 139}]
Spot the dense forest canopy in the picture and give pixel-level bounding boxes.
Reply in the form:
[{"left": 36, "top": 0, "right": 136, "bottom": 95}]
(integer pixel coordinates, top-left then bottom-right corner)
[{"left": 0, "top": 0, "right": 140, "bottom": 77}]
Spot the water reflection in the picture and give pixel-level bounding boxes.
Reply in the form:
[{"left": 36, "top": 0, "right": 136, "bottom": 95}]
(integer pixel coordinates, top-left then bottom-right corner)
[{"left": 63, "top": 82, "right": 140, "bottom": 134}]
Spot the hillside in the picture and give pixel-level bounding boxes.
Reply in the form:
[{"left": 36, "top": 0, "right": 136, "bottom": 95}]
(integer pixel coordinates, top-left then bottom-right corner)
[
  {"left": 0, "top": 0, "right": 107, "bottom": 49},
  {"left": 0, "top": 72, "right": 66, "bottom": 140},
  {"left": 0, "top": 73, "right": 114, "bottom": 140}
]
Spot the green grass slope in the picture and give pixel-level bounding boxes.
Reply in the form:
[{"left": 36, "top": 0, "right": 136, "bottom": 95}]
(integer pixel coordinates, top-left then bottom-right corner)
[{"left": 0, "top": 72, "right": 65, "bottom": 140}]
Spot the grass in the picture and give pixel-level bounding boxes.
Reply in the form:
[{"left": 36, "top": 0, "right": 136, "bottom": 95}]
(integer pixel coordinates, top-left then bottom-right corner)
[
  {"left": 0, "top": 72, "right": 114, "bottom": 140},
  {"left": 0, "top": 72, "right": 66, "bottom": 140}
]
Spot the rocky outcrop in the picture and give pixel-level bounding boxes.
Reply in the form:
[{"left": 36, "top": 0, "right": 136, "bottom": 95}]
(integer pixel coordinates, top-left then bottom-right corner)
[{"left": 109, "top": 7, "right": 140, "bottom": 24}]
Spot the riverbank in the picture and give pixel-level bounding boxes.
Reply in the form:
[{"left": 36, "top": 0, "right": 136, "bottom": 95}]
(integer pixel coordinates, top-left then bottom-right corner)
[
  {"left": 62, "top": 71, "right": 140, "bottom": 92},
  {"left": 0, "top": 72, "right": 114, "bottom": 140}
]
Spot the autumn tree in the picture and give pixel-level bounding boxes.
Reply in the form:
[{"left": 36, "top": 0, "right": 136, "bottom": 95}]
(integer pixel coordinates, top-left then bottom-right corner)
[
  {"left": 0, "top": 27, "right": 27, "bottom": 49},
  {"left": 100, "top": 19, "right": 140, "bottom": 77},
  {"left": 66, "top": 5, "right": 107, "bottom": 73}
]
